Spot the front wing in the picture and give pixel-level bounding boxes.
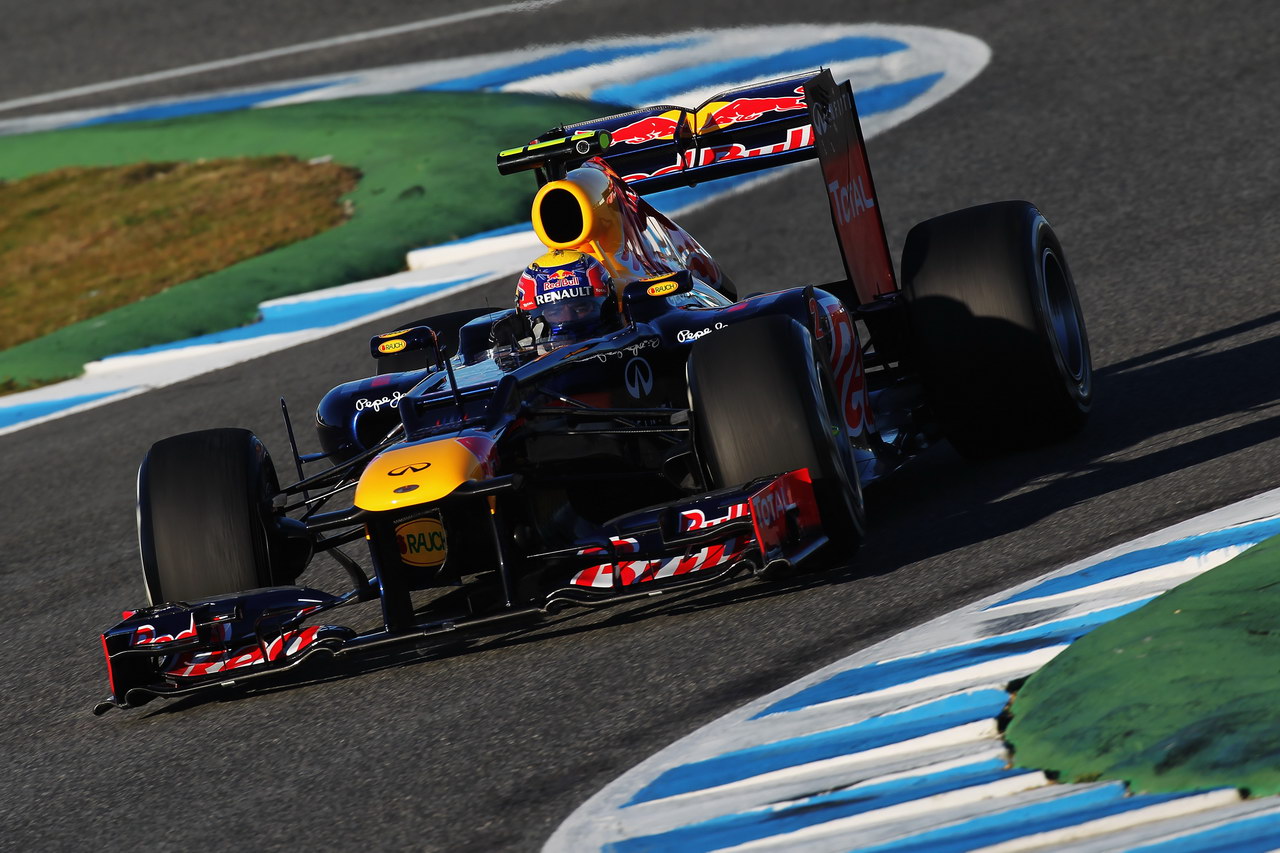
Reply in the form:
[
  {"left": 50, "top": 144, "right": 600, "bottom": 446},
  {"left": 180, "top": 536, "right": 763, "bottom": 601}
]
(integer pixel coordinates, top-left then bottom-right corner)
[{"left": 97, "top": 469, "right": 825, "bottom": 712}]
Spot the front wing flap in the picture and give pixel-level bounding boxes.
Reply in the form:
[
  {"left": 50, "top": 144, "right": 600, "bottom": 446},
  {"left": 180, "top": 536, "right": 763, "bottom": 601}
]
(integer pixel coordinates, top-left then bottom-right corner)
[
  {"left": 546, "top": 469, "right": 826, "bottom": 594},
  {"left": 98, "top": 587, "right": 356, "bottom": 712},
  {"left": 96, "top": 471, "right": 827, "bottom": 711}
]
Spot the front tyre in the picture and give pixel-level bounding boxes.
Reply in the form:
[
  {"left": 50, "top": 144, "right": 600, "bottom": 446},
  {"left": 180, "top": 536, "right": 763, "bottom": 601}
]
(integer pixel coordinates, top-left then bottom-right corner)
[
  {"left": 137, "top": 428, "right": 284, "bottom": 604},
  {"left": 902, "top": 200, "right": 1092, "bottom": 458},
  {"left": 688, "top": 315, "right": 864, "bottom": 565}
]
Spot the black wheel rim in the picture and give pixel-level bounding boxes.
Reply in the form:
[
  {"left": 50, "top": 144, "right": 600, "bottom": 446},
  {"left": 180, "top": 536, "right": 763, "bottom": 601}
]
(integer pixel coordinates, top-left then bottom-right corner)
[{"left": 1042, "top": 247, "right": 1087, "bottom": 385}]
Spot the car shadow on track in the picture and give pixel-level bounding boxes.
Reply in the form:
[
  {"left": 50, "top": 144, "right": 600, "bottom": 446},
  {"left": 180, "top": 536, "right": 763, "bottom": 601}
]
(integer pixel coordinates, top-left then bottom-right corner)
[
  {"left": 862, "top": 310, "right": 1280, "bottom": 572},
  {"left": 135, "top": 312, "right": 1280, "bottom": 718}
]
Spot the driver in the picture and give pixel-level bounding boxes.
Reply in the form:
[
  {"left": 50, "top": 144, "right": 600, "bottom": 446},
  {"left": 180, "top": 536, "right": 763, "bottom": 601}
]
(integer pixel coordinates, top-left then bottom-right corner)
[{"left": 516, "top": 250, "right": 621, "bottom": 345}]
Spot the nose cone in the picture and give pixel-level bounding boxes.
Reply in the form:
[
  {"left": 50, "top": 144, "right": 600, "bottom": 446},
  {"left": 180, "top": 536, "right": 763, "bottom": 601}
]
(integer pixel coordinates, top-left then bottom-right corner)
[{"left": 354, "top": 434, "right": 496, "bottom": 511}]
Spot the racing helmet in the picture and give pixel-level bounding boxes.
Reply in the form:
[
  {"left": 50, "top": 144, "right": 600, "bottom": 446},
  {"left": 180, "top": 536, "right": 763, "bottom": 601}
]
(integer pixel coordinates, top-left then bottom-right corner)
[{"left": 515, "top": 250, "right": 620, "bottom": 343}]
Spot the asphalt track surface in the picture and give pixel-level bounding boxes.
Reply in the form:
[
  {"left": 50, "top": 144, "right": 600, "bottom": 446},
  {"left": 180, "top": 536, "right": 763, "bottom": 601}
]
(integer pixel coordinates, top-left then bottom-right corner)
[{"left": 3, "top": 2, "right": 1279, "bottom": 850}]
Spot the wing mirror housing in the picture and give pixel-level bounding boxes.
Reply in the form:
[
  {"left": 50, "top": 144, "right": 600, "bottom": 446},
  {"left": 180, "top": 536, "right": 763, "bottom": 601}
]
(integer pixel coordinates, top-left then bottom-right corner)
[
  {"left": 370, "top": 326, "right": 441, "bottom": 368},
  {"left": 623, "top": 270, "right": 694, "bottom": 322}
]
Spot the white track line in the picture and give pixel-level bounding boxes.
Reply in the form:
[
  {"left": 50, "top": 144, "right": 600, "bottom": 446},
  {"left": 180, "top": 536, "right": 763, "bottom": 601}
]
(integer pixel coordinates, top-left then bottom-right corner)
[
  {"left": 815, "top": 785, "right": 1134, "bottom": 853},
  {"left": 0, "top": 0, "right": 569, "bottom": 114},
  {"left": 635, "top": 719, "right": 1000, "bottom": 810},
  {"left": 544, "top": 491, "right": 1280, "bottom": 851},
  {"left": 789, "top": 647, "right": 1067, "bottom": 714},
  {"left": 1061, "top": 800, "right": 1280, "bottom": 852},
  {"left": 717, "top": 775, "right": 1054, "bottom": 853},
  {"left": 972, "top": 790, "right": 1244, "bottom": 853},
  {"left": 618, "top": 742, "right": 1009, "bottom": 841},
  {"left": 982, "top": 543, "right": 1263, "bottom": 612}
]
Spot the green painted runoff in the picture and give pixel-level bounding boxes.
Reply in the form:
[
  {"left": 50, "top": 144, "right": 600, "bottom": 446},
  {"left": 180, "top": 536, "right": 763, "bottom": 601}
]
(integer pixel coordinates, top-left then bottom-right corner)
[
  {"left": 0, "top": 91, "right": 607, "bottom": 387},
  {"left": 1006, "top": 534, "right": 1280, "bottom": 796}
]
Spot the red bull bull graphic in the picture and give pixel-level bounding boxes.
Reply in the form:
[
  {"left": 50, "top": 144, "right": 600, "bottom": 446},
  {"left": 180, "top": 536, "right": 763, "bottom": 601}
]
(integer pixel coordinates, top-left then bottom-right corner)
[
  {"left": 699, "top": 86, "right": 809, "bottom": 132},
  {"left": 610, "top": 112, "right": 685, "bottom": 146},
  {"left": 544, "top": 268, "right": 580, "bottom": 288}
]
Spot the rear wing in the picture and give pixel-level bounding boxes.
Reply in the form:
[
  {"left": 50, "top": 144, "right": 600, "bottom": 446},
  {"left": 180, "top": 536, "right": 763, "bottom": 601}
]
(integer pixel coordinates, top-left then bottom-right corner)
[
  {"left": 497, "top": 70, "right": 897, "bottom": 304},
  {"left": 501, "top": 73, "right": 817, "bottom": 193}
]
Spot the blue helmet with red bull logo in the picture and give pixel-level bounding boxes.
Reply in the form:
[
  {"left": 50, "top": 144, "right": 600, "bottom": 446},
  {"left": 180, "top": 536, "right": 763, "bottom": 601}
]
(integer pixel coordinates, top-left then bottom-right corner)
[{"left": 515, "top": 250, "right": 620, "bottom": 343}]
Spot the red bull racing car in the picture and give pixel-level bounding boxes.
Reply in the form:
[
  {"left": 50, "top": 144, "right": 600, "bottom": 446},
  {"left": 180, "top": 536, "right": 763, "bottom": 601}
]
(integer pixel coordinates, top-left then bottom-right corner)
[{"left": 96, "top": 70, "right": 1092, "bottom": 712}]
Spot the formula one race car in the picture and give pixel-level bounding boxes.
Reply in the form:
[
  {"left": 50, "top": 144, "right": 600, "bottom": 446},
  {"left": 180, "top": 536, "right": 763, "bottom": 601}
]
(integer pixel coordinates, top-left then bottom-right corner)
[{"left": 96, "top": 70, "right": 1092, "bottom": 712}]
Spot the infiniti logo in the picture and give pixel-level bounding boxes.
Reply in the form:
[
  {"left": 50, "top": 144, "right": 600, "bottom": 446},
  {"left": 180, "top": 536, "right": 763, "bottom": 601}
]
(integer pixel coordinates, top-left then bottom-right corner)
[
  {"left": 624, "top": 357, "right": 654, "bottom": 399},
  {"left": 389, "top": 462, "right": 431, "bottom": 476}
]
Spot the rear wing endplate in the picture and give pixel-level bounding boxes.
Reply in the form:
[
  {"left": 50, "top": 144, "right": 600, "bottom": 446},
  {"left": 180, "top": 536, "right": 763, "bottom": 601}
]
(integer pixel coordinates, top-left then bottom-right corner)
[{"left": 803, "top": 70, "right": 898, "bottom": 303}]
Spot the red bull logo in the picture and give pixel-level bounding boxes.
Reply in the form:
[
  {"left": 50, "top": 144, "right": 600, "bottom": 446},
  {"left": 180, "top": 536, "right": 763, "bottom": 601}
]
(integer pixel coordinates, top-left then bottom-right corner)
[
  {"left": 621, "top": 124, "right": 814, "bottom": 183},
  {"left": 703, "top": 86, "right": 807, "bottom": 131},
  {"left": 545, "top": 268, "right": 580, "bottom": 288},
  {"left": 610, "top": 113, "right": 682, "bottom": 145}
]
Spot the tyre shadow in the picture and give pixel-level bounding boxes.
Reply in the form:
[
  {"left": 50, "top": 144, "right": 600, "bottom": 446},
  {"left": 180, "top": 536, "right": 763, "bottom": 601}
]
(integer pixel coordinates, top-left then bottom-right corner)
[{"left": 862, "top": 309, "right": 1280, "bottom": 569}]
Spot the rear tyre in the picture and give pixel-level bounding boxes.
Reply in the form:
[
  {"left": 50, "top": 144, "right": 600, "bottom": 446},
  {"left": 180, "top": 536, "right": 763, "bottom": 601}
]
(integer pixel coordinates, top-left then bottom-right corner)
[
  {"left": 688, "top": 315, "right": 864, "bottom": 564},
  {"left": 902, "top": 200, "right": 1092, "bottom": 458},
  {"left": 138, "top": 428, "right": 280, "bottom": 604}
]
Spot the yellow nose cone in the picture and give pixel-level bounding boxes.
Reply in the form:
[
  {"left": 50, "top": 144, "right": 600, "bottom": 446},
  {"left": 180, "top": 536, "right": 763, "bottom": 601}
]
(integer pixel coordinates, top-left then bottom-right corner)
[{"left": 354, "top": 436, "right": 493, "bottom": 511}]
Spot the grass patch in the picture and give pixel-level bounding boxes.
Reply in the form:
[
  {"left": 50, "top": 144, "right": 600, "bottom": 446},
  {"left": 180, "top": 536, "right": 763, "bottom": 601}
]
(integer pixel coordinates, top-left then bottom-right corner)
[
  {"left": 0, "top": 156, "right": 358, "bottom": 351},
  {"left": 1005, "top": 534, "right": 1280, "bottom": 796},
  {"left": 0, "top": 91, "right": 610, "bottom": 390}
]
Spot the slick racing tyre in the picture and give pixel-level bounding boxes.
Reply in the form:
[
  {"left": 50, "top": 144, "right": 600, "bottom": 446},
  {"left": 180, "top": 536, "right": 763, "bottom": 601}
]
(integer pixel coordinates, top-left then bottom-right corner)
[
  {"left": 137, "top": 428, "right": 284, "bottom": 604},
  {"left": 902, "top": 200, "right": 1092, "bottom": 458},
  {"left": 688, "top": 314, "right": 865, "bottom": 565}
]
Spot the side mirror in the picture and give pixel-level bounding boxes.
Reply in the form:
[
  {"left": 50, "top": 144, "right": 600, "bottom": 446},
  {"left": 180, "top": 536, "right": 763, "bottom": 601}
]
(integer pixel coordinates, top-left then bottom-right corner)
[
  {"left": 633, "top": 269, "right": 693, "bottom": 297},
  {"left": 370, "top": 326, "right": 440, "bottom": 375},
  {"left": 623, "top": 270, "right": 694, "bottom": 322}
]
